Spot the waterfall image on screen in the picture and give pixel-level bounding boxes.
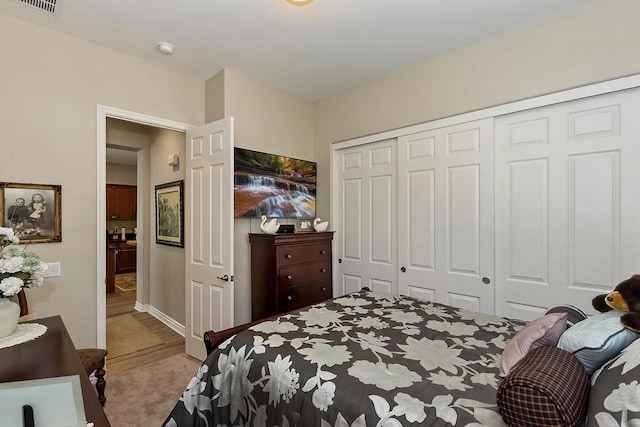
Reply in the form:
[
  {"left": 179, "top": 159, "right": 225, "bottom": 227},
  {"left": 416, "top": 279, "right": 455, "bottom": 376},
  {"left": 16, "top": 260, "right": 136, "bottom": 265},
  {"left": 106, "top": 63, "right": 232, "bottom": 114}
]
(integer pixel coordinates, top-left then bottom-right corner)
[{"left": 234, "top": 148, "right": 317, "bottom": 218}]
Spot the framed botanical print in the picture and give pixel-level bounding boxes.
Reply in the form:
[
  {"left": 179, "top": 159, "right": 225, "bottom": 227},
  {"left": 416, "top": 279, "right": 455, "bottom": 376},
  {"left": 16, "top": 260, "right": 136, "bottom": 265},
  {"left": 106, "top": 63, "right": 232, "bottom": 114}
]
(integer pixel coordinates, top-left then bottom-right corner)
[
  {"left": 0, "top": 182, "right": 62, "bottom": 243},
  {"left": 155, "top": 180, "right": 184, "bottom": 247}
]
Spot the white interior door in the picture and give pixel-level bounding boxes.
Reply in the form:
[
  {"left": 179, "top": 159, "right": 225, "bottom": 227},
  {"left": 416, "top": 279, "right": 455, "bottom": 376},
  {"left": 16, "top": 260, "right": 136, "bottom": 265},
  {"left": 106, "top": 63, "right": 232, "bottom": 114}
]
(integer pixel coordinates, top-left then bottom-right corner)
[
  {"left": 334, "top": 139, "right": 397, "bottom": 296},
  {"left": 495, "top": 88, "right": 640, "bottom": 320},
  {"left": 398, "top": 119, "right": 494, "bottom": 313},
  {"left": 185, "top": 117, "right": 234, "bottom": 361}
]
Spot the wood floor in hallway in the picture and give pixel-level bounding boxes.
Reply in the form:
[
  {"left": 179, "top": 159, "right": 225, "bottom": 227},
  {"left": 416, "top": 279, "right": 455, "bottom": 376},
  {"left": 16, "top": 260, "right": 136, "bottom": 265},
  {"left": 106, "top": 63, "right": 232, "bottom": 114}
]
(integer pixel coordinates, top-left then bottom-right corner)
[{"left": 106, "top": 275, "right": 186, "bottom": 375}]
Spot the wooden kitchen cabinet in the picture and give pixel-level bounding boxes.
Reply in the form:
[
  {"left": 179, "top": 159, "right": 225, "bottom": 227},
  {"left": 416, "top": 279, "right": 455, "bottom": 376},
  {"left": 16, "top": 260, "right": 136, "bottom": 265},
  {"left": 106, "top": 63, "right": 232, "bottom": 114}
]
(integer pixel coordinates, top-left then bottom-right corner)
[
  {"left": 115, "top": 242, "right": 136, "bottom": 274},
  {"left": 249, "top": 232, "right": 334, "bottom": 321},
  {"left": 106, "top": 184, "right": 137, "bottom": 220}
]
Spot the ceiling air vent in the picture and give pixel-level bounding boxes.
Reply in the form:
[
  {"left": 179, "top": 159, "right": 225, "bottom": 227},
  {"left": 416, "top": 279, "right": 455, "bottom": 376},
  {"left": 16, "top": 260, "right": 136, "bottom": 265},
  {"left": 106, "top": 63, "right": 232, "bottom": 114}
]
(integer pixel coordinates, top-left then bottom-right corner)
[{"left": 12, "top": 0, "right": 63, "bottom": 16}]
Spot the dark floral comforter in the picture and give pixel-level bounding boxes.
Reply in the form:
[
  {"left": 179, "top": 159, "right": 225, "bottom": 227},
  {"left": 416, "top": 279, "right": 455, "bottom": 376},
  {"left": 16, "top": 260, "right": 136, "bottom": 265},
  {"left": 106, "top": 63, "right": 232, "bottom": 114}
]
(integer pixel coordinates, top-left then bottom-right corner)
[{"left": 164, "top": 290, "right": 525, "bottom": 426}]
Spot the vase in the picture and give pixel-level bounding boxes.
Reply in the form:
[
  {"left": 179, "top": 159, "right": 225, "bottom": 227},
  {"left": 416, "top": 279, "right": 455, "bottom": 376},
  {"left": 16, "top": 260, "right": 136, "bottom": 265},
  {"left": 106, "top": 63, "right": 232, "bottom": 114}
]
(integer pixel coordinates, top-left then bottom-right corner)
[{"left": 0, "top": 298, "right": 20, "bottom": 339}]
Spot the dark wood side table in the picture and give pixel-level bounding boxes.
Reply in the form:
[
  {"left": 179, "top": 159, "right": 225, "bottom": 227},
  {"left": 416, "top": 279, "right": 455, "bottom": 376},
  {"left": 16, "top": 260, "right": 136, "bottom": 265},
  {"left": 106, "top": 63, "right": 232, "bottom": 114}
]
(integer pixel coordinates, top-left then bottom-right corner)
[{"left": 0, "top": 315, "right": 111, "bottom": 427}]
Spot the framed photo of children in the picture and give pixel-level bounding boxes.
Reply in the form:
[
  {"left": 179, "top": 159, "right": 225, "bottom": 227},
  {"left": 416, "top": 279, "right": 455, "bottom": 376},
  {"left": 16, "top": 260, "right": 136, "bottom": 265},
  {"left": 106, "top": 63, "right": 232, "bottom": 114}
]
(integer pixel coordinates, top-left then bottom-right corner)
[
  {"left": 155, "top": 180, "right": 184, "bottom": 247},
  {"left": 0, "top": 182, "right": 62, "bottom": 243}
]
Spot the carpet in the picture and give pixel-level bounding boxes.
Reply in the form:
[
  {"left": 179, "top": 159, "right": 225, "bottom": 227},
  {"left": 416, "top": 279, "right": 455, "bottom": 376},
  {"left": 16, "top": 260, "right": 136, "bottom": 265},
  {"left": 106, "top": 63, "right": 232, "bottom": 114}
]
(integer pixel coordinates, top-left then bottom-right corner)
[
  {"left": 115, "top": 273, "right": 136, "bottom": 292},
  {"left": 103, "top": 354, "right": 201, "bottom": 427},
  {"left": 106, "top": 314, "right": 163, "bottom": 358}
]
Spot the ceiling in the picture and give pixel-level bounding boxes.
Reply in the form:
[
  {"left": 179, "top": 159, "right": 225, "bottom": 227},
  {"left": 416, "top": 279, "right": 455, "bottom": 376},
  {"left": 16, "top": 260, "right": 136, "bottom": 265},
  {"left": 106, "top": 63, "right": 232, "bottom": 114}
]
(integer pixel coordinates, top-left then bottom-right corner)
[{"left": 1, "top": 0, "right": 586, "bottom": 101}]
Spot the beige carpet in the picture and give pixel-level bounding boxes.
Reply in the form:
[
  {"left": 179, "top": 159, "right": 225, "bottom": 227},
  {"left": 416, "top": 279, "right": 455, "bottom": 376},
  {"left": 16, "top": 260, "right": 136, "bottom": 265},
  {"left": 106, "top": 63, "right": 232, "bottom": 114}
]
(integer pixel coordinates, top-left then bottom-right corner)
[
  {"left": 106, "top": 314, "right": 163, "bottom": 358},
  {"left": 103, "top": 354, "right": 201, "bottom": 427},
  {"left": 115, "top": 273, "right": 136, "bottom": 292}
]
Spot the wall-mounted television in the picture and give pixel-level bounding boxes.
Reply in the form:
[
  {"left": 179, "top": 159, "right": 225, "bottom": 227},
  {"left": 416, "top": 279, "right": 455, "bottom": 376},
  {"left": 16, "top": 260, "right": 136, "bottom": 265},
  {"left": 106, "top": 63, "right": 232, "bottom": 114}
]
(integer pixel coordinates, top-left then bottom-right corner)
[{"left": 234, "top": 147, "right": 317, "bottom": 218}]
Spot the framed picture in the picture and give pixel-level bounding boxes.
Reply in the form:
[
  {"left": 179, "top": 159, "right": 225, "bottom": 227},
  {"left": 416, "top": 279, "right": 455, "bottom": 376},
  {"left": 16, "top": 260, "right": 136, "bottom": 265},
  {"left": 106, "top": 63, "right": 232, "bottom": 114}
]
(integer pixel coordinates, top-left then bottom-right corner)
[
  {"left": 0, "top": 182, "right": 62, "bottom": 243},
  {"left": 155, "top": 180, "right": 184, "bottom": 247},
  {"left": 296, "top": 218, "right": 314, "bottom": 232}
]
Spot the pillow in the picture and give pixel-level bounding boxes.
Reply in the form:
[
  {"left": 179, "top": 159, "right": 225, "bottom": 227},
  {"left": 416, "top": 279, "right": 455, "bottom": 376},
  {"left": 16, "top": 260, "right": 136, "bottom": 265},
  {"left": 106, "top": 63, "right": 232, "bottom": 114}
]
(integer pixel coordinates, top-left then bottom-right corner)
[
  {"left": 545, "top": 304, "right": 588, "bottom": 328},
  {"left": 497, "top": 345, "right": 589, "bottom": 427},
  {"left": 587, "top": 338, "right": 640, "bottom": 426},
  {"left": 557, "top": 311, "right": 639, "bottom": 375},
  {"left": 499, "top": 312, "right": 567, "bottom": 377}
]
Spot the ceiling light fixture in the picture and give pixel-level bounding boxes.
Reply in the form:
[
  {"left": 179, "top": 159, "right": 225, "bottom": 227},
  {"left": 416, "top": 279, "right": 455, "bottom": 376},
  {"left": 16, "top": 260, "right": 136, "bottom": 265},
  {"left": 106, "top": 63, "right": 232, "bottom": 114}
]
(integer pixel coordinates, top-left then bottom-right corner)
[
  {"left": 157, "top": 42, "right": 175, "bottom": 55},
  {"left": 286, "top": 0, "right": 313, "bottom": 6}
]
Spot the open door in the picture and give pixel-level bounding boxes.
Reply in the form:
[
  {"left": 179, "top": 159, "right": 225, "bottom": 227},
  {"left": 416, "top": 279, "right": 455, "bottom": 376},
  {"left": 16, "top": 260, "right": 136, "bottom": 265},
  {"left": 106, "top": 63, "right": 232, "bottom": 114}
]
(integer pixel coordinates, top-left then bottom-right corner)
[{"left": 185, "top": 117, "right": 234, "bottom": 360}]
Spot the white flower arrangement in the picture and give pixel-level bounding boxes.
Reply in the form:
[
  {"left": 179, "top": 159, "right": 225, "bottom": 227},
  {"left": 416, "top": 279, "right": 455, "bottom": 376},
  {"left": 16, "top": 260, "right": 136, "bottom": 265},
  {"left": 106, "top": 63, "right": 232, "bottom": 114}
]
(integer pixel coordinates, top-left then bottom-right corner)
[{"left": 0, "top": 227, "right": 48, "bottom": 298}]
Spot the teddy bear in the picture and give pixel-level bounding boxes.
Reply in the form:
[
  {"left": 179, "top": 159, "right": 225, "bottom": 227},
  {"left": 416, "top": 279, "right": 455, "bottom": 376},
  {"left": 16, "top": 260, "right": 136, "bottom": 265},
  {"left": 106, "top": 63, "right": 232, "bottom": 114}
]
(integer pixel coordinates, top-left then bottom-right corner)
[{"left": 592, "top": 274, "right": 640, "bottom": 332}]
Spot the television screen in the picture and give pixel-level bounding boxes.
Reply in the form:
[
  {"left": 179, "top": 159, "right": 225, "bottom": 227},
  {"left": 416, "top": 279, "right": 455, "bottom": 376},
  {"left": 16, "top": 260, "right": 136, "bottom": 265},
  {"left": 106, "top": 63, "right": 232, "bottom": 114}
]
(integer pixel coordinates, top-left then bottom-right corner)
[{"left": 234, "top": 147, "right": 317, "bottom": 218}]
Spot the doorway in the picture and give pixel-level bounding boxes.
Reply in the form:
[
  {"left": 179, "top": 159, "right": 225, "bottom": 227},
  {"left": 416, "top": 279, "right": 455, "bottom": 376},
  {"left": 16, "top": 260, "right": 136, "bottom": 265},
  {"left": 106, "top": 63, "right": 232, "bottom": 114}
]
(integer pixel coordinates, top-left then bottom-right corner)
[{"left": 96, "top": 105, "right": 192, "bottom": 349}]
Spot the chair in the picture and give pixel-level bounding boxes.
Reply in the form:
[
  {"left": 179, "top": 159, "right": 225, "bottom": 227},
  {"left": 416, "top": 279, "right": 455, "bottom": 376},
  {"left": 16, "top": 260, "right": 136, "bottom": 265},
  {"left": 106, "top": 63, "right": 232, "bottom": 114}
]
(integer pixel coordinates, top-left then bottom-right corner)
[{"left": 16, "top": 290, "right": 109, "bottom": 406}]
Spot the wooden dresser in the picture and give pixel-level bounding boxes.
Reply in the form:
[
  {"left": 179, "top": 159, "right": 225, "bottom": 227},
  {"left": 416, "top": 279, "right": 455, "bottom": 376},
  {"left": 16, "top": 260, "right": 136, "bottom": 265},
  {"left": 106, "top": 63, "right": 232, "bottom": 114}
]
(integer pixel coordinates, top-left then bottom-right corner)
[{"left": 249, "top": 232, "right": 334, "bottom": 321}]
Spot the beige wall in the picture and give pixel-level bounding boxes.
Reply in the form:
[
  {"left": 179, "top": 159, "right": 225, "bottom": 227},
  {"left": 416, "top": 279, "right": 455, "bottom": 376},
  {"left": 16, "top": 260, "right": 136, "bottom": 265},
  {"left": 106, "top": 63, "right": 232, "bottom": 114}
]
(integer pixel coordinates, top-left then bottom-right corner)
[
  {"left": 148, "top": 128, "right": 186, "bottom": 323},
  {"left": 0, "top": 13, "right": 204, "bottom": 347},
  {"left": 205, "top": 68, "right": 315, "bottom": 324},
  {"left": 313, "top": 0, "right": 640, "bottom": 219}
]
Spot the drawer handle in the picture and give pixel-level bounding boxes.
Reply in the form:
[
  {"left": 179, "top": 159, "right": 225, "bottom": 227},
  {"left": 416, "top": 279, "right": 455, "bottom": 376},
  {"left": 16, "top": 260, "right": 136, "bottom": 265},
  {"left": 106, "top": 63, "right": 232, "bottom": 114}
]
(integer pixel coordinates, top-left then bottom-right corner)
[
  {"left": 287, "top": 275, "right": 293, "bottom": 280},
  {"left": 321, "top": 287, "right": 327, "bottom": 292},
  {"left": 320, "top": 268, "right": 326, "bottom": 273},
  {"left": 285, "top": 254, "right": 292, "bottom": 259},
  {"left": 287, "top": 295, "right": 293, "bottom": 301},
  {"left": 320, "top": 250, "right": 326, "bottom": 255}
]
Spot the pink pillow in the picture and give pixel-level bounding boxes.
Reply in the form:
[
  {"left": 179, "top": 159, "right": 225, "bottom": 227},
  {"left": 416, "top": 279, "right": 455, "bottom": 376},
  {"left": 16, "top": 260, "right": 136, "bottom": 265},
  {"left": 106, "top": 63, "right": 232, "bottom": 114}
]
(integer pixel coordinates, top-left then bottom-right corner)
[{"left": 499, "top": 312, "right": 568, "bottom": 377}]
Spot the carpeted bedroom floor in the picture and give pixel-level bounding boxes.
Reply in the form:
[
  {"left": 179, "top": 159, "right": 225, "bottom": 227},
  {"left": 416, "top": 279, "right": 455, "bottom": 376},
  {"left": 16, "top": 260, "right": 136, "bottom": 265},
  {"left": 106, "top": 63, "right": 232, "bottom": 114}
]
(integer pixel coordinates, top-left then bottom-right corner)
[{"left": 103, "top": 354, "right": 201, "bottom": 427}]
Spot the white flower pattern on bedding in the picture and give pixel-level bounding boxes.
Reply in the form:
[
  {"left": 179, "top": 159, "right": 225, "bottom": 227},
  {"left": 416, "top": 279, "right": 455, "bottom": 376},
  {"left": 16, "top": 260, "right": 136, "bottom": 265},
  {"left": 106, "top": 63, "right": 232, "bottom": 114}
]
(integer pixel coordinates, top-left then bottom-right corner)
[{"left": 165, "top": 291, "right": 524, "bottom": 426}]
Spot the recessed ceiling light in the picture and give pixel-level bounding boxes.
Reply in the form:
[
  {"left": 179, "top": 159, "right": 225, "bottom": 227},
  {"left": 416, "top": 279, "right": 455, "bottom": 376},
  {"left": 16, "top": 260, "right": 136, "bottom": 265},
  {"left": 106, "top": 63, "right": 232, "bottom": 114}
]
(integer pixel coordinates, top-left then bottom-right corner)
[
  {"left": 286, "top": 0, "right": 314, "bottom": 6},
  {"left": 157, "top": 42, "right": 175, "bottom": 55}
]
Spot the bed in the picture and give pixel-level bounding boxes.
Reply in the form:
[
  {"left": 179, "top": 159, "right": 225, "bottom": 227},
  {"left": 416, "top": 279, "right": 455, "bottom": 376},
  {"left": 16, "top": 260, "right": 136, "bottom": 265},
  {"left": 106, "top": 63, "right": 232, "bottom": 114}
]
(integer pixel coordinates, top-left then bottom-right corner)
[{"left": 164, "top": 289, "right": 528, "bottom": 426}]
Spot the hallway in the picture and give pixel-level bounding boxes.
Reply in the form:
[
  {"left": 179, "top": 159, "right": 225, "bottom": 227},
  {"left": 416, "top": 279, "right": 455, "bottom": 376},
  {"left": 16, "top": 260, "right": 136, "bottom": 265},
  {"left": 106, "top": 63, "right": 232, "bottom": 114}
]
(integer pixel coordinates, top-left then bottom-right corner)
[{"left": 106, "top": 275, "right": 184, "bottom": 375}]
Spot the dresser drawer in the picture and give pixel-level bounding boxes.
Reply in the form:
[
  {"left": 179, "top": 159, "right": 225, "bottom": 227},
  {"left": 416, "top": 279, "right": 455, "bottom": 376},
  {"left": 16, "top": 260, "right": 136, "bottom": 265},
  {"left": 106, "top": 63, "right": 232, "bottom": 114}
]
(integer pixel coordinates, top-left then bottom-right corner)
[
  {"left": 278, "top": 262, "right": 331, "bottom": 288},
  {"left": 277, "top": 243, "right": 330, "bottom": 266},
  {"left": 279, "top": 281, "right": 332, "bottom": 311}
]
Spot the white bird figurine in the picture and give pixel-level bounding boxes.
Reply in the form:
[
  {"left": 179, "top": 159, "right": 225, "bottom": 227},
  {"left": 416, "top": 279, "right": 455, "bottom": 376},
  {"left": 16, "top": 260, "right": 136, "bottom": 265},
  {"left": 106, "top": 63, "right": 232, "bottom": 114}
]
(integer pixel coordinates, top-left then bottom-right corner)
[
  {"left": 313, "top": 218, "right": 329, "bottom": 232},
  {"left": 260, "top": 215, "right": 280, "bottom": 234}
]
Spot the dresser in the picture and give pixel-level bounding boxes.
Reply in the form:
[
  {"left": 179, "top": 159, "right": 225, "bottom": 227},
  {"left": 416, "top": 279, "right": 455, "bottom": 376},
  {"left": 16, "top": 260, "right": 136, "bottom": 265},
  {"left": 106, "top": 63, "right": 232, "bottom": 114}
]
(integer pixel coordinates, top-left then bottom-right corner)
[{"left": 249, "top": 232, "right": 334, "bottom": 321}]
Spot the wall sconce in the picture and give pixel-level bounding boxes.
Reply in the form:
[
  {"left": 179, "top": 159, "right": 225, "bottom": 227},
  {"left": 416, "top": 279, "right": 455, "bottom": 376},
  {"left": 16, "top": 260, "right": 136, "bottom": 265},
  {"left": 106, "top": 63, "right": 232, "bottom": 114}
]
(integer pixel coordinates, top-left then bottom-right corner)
[{"left": 168, "top": 154, "right": 179, "bottom": 167}]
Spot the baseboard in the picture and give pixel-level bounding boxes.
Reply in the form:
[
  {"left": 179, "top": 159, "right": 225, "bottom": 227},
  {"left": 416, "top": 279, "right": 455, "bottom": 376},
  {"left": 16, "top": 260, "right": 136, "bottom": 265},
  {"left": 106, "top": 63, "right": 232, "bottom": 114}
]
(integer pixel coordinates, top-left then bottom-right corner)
[{"left": 134, "top": 302, "right": 185, "bottom": 337}]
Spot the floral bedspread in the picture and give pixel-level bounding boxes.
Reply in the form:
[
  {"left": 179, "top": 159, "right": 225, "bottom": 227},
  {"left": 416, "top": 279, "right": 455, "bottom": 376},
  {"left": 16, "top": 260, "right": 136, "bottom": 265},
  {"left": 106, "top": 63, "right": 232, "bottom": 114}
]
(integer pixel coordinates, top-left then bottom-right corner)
[{"left": 164, "top": 291, "right": 524, "bottom": 427}]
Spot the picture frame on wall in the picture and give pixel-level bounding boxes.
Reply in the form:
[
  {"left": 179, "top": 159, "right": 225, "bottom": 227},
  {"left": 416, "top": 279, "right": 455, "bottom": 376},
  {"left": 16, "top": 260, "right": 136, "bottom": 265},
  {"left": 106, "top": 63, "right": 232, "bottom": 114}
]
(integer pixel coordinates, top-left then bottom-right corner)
[
  {"left": 155, "top": 180, "right": 184, "bottom": 247},
  {"left": 0, "top": 182, "right": 62, "bottom": 243}
]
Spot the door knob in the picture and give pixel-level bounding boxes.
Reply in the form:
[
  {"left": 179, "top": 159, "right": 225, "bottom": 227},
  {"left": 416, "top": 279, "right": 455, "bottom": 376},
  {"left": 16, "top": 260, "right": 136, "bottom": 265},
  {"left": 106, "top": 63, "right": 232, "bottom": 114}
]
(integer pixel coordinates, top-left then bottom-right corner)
[
  {"left": 400, "top": 267, "right": 406, "bottom": 273},
  {"left": 482, "top": 277, "right": 491, "bottom": 285},
  {"left": 217, "top": 274, "right": 230, "bottom": 282},
  {"left": 338, "top": 258, "right": 342, "bottom": 263}
]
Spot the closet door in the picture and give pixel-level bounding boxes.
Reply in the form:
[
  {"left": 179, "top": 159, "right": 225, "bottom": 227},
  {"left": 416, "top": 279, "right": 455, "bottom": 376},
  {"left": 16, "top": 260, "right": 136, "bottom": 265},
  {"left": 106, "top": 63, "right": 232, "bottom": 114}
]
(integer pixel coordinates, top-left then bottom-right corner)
[
  {"left": 334, "top": 139, "right": 397, "bottom": 296},
  {"left": 397, "top": 119, "right": 494, "bottom": 313},
  {"left": 495, "top": 88, "right": 640, "bottom": 320}
]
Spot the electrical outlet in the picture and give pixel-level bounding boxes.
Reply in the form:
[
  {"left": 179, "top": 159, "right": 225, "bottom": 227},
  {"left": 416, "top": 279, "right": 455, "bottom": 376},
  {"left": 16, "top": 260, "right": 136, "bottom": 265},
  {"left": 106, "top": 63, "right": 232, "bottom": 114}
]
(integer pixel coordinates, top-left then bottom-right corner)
[{"left": 44, "top": 262, "right": 61, "bottom": 277}]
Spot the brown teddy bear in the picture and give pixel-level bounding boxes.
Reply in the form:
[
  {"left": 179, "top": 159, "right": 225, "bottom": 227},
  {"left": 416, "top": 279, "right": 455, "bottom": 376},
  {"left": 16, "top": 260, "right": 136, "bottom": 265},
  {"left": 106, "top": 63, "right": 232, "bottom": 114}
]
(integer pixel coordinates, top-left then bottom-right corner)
[{"left": 592, "top": 274, "right": 640, "bottom": 332}]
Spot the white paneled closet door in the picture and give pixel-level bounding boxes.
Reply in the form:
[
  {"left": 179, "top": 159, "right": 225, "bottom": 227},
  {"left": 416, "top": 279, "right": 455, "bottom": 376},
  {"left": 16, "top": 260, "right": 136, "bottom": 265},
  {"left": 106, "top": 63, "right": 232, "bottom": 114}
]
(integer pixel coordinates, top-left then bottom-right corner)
[
  {"left": 495, "top": 88, "right": 640, "bottom": 320},
  {"left": 334, "top": 139, "right": 397, "bottom": 296},
  {"left": 397, "top": 119, "right": 495, "bottom": 313}
]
